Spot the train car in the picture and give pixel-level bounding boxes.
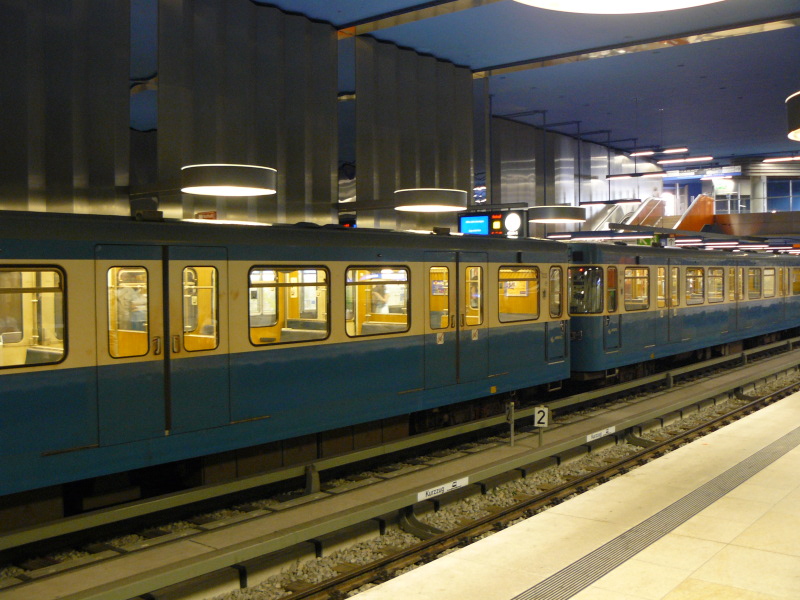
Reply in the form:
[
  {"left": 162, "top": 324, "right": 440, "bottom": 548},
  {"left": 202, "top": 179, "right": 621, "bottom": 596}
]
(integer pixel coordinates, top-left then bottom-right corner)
[
  {"left": 0, "top": 210, "right": 570, "bottom": 518},
  {"left": 567, "top": 242, "right": 800, "bottom": 379}
]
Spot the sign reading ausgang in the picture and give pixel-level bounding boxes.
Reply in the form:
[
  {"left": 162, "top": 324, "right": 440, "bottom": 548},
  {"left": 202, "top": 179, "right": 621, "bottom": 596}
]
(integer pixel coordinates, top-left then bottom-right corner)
[{"left": 417, "top": 477, "right": 469, "bottom": 502}]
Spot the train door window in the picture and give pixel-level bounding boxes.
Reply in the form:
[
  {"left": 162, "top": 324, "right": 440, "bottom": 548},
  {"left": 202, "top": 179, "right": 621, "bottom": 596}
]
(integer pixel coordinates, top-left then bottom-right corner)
[
  {"left": 465, "top": 266, "right": 483, "bottom": 326},
  {"left": 708, "top": 268, "right": 724, "bottom": 303},
  {"left": 1, "top": 268, "right": 65, "bottom": 367},
  {"left": 623, "top": 267, "right": 649, "bottom": 311},
  {"left": 428, "top": 267, "right": 449, "bottom": 330},
  {"left": 108, "top": 266, "right": 149, "bottom": 358},
  {"left": 738, "top": 267, "right": 745, "bottom": 300},
  {"left": 728, "top": 268, "right": 736, "bottom": 301},
  {"left": 779, "top": 268, "right": 786, "bottom": 297},
  {"left": 549, "top": 267, "right": 563, "bottom": 319},
  {"left": 607, "top": 267, "right": 618, "bottom": 313},
  {"left": 568, "top": 267, "right": 602, "bottom": 314},
  {"left": 249, "top": 267, "right": 328, "bottom": 345},
  {"left": 498, "top": 267, "right": 539, "bottom": 322},
  {"left": 657, "top": 267, "right": 667, "bottom": 309},
  {"left": 345, "top": 267, "right": 409, "bottom": 337},
  {"left": 670, "top": 267, "right": 679, "bottom": 307},
  {"left": 685, "top": 268, "right": 704, "bottom": 305},
  {"left": 182, "top": 266, "right": 219, "bottom": 352},
  {"left": 764, "top": 268, "right": 776, "bottom": 298},
  {"left": 792, "top": 268, "right": 800, "bottom": 295},
  {"left": 748, "top": 268, "right": 762, "bottom": 299}
]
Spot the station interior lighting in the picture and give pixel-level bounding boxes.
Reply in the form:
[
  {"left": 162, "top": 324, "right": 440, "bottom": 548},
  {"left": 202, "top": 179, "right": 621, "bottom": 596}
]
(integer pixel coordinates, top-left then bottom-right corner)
[
  {"left": 181, "top": 164, "right": 278, "bottom": 196},
  {"left": 512, "top": 0, "right": 726, "bottom": 14}
]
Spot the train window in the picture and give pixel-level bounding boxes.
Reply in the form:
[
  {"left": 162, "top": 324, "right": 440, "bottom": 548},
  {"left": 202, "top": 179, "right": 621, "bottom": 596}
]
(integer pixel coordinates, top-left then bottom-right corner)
[
  {"left": 623, "top": 267, "right": 649, "bottom": 311},
  {"left": 607, "top": 267, "right": 618, "bottom": 313},
  {"left": 182, "top": 266, "right": 219, "bottom": 352},
  {"left": 728, "top": 268, "right": 736, "bottom": 301},
  {"left": 428, "top": 267, "right": 450, "bottom": 330},
  {"left": 670, "top": 267, "right": 679, "bottom": 307},
  {"left": 779, "top": 268, "right": 786, "bottom": 297},
  {"left": 1, "top": 268, "right": 65, "bottom": 368},
  {"left": 764, "top": 268, "right": 776, "bottom": 298},
  {"left": 108, "top": 267, "right": 149, "bottom": 358},
  {"left": 708, "top": 268, "right": 724, "bottom": 303},
  {"left": 498, "top": 267, "right": 539, "bottom": 322},
  {"left": 748, "top": 268, "right": 762, "bottom": 299},
  {"left": 549, "top": 267, "right": 563, "bottom": 319},
  {"left": 346, "top": 267, "right": 408, "bottom": 337},
  {"left": 249, "top": 267, "right": 329, "bottom": 345},
  {"left": 657, "top": 267, "right": 667, "bottom": 309},
  {"left": 685, "top": 268, "right": 704, "bottom": 305},
  {"left": 792, "top": 268, "right": 800, "bottom": 295},
  {"left": 464, "top": 266, "right": 483, "bottom": 326},
  {"left": 568, "top": 267, "right": 602, "bottom": 314}
]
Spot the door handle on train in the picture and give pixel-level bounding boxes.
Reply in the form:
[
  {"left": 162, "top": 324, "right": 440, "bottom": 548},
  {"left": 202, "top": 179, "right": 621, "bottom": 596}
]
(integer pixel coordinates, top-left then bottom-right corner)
[
  {"left": 152, "top": 337, "right": 162, "bottom": 355},
  {"left": 172, "top": 335, "right": 181, "bottom": 354},
  {"left": 450, "top": 315, "right": 456, "bottom": 328},
  {"left": 460, "top": 314, "right": 466, "bottom": 327}
]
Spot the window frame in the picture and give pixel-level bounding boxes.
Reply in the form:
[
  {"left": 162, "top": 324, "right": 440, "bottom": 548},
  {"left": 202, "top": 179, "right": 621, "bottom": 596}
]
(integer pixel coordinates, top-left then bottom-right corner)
[
  {"left": 498, "top": 265, "right": 540, "bottom": 323},
  {"left": 0, "top": 265, "right": 67, "bottom": 368},
  {"left": 623, "top": 267, "right": 650, "bottom": 312},
  {"left": 707, "top": 267, "right": 724, "bottom": 303},
  {"left": 685, "top": 267, "right": 705, "bottom": 306},
  {"left": 249, "top": 265, "right": 330, "bottom": 346},
  {"left": 345, "top": 265, "right": 410, "bottom": 338},
  {"left": 567, "top": 266, "right": 604, "bottom": 315}
]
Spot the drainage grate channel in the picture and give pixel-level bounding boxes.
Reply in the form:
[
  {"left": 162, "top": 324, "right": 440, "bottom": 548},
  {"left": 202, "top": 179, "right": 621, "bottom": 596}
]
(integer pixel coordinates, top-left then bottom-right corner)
[{"left": 513, "top": 424, "right": 800, "bottom": 600}]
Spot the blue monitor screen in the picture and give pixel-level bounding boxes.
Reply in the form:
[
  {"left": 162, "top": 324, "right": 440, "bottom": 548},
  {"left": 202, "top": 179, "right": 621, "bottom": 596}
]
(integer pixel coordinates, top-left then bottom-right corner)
[{"left": 460, "top": 215, "right": 489, "bottom": 235}]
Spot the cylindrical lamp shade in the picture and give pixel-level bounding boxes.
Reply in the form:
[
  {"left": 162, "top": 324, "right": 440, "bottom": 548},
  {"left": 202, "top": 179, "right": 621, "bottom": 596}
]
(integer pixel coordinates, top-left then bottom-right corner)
[
  {"left": 513, "top": 0, "right": 725, "bottom": 13},
  {"left": 528, "top": 205, "right": 586, "bottom": 223},
  {"left": 181, "top": 164, "right": 277, "bottom": 196},
  {"left": 788, "top": 91, "right": 800, "bottom": 142},
  {"left": 394, "top": 188, "right": 468, "bottom": 212}
]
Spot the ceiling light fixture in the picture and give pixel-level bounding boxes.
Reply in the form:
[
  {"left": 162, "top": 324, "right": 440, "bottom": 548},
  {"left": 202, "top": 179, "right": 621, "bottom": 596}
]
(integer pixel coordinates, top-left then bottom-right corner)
[
  {"left": 394, "top": 188, "right": 468, "bottom": 212},
  {"left": 528, "top": 205, "right": 586, "bottom": 223},
  {"left": 788, "top": 91, "right": 800, "bottom": 142},
  {"left": 763, "top": 155, "right": 800, "bottom": 163},
  {"left": 630, "top": 147, "right": 688, "bottom": 157},
  {"left": 512, "top": 0, "right": 726, "bottom": 14},
  {"left": 181, "top": 164, "right": 277, "bottom": 196},
  {"left": 657, "top": 156, "right": 714, "bottom": 165}
]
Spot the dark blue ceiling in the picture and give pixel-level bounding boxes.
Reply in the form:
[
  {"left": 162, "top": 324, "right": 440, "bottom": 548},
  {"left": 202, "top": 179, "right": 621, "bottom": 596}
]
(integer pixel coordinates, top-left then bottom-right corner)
[{"left": 133, "top": 0, "right": 800, "bottom": 164}]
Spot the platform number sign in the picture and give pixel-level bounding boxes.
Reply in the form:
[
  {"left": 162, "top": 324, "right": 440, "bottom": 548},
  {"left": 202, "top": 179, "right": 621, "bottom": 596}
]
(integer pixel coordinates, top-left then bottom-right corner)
[{"left": 534, "top": 406, "right": 549, "bottom": 428}]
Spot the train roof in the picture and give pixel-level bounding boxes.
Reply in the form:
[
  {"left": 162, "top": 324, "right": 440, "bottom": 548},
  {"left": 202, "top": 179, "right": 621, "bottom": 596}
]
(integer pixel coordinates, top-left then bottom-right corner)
[
  {"left": 567, "top": 240, "right": 800, "bottom": 265},
  {"left": 0, "top": 210, "right": 569, "bottom": 261}
]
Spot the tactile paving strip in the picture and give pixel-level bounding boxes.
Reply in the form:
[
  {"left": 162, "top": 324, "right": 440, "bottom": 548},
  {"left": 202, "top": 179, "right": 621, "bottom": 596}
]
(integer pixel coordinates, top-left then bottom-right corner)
[{"left": 513, "top": 424, "right": 800, "bottom": 600}]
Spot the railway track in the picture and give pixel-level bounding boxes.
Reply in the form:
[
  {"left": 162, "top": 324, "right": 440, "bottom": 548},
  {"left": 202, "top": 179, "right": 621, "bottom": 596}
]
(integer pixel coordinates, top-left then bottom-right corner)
[
  {"left": 287, "top": 377, "right": 800, "bottom": 600},
  {"left": 1, "top": 343, "right": 799, "bottom": 600}
]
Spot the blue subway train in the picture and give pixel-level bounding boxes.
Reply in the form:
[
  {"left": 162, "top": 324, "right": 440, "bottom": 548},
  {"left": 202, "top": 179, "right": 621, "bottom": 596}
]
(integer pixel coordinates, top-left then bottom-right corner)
[{"left": 1, "top": 210, "right": 799, "bottom": 521}]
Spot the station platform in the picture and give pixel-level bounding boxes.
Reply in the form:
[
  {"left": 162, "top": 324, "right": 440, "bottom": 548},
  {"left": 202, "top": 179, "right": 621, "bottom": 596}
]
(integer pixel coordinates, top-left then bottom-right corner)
[{"left": 357, "top": 392, "right": 800, "bottom": 600}]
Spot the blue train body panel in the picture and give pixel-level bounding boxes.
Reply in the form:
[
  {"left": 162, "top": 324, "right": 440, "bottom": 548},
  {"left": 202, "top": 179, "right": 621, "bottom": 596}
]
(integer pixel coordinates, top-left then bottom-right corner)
[{"left": 2, "top": 211, "right": 800, "bottom": 500}]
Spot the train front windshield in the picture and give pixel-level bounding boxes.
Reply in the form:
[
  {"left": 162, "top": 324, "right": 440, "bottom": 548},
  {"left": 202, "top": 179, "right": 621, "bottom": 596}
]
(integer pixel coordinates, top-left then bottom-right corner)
[{"left": 568, "top": 266, "right": 603, "bottom": 314}]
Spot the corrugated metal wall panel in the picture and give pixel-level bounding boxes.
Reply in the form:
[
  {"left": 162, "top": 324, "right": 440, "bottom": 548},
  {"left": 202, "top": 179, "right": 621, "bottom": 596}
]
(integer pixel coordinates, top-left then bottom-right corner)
[
  {"left": 158, "top": 0, "right": 337, "bottom": 222},
  {"left": 0, "top": 0, "right": 130, "bottom": 213},
  {"left": 355, "top": 37, "right": 473, "bottom": 230}
]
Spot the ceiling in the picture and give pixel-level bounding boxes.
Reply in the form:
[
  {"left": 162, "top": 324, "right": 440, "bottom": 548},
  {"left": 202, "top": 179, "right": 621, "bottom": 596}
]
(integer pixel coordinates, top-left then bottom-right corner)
[{"left": 132, "top": 0, "right": 800, "bottom": 166}]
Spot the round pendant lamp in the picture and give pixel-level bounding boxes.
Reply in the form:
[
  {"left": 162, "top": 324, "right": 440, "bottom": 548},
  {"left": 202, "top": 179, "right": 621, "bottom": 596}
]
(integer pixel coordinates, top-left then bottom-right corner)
[
  {"left": 181, "top": 164, "right": 277, "bottom": 196},
  {"left": 788, "top": 91, "right": 800, "bottom": 142},
  {"left": 528, "top": 205, "right": 586, "bottom": 224},
  {"left": 394, "top": 188, "right": 468, "bottom": 212},
  {"left": 513, "top": 0, "right": 726, "bottom": 14}
]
